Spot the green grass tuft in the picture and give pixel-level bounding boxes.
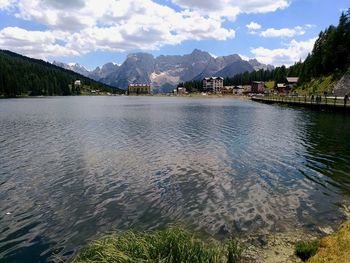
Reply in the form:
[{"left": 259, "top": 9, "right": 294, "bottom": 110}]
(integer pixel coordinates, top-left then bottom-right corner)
[
  {"left": 294, "top": 240, "right": 319, "bottom": 261},
  {"left": 71, "top": 227, "right": 244, "bottom": 263},
  {"left": 227, "top": 237, "right": 244, "bottom": 263}
]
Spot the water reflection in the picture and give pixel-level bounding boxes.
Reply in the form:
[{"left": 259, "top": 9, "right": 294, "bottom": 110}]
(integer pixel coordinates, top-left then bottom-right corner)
[
  {"left": 300, "top": 112, "right": 350, "bottom": 195},
  {"left": 0, "top": 97, "right": 350, "bottom": 262}
]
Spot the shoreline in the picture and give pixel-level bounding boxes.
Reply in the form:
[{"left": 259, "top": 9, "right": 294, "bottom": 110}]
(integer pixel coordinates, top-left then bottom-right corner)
[
  {"left": 69, "top": 207, "right": 350, "bottom": 263},
  {"left": 1, "top": 93, "right": 252, "bottom": 100}
]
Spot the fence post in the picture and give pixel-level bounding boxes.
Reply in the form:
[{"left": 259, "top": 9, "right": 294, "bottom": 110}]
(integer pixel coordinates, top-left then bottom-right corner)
[{"left": 344, "top": 95, "right": 349, "bottom": 107}]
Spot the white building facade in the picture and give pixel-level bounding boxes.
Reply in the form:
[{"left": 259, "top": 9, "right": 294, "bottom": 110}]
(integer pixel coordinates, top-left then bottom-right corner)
[{"left": 203, "top": 77, "right": 224, "bottom": 93}]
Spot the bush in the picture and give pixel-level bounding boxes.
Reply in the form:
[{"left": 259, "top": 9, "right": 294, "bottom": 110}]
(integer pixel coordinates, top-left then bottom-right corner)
[
  {"left": 295, "top": 240, "right": 320, "bottom": 261},
  {"left": 72, "top": 227, "right": 244, "bottom": 263}
]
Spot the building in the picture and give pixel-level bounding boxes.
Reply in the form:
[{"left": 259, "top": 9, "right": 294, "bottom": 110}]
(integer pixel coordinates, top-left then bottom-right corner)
[
  {"left": 91, "top": 89, "right": 100, "bottom": 94},
  {"left": 177, "top": 87, "right": 187, "bottom": 95},
  {"left": 222, "top": 86, "right": 233, "bottom": 95},
  {"left": 242, "top": 85, "right": 252, "bottom": 95},
  {"left": 203, "top": 77, "right": 224, "bottom": 93},
  {"left": 128, "top": 84, "right": 151, "bottom": 95},
  {"left": 72, "top": 80, "right": 82, "bottom": 95},
  {"left": 74, "top": 80, "right": 81, "bottom": 87},
  {"left": 286, "top": 77, "right": 299, "bottom": 89},
  {"left": 276, "top": 83, "right": 289, "bottom": 94},
  {"left": 275, "top": 77, "right": 299, "bottom": 94},
  {"left": 232, "top": 86, "right": 245, "bottom": 95},
  {"left": 251, "top": 81, "right": 265, "bottom": 94}
]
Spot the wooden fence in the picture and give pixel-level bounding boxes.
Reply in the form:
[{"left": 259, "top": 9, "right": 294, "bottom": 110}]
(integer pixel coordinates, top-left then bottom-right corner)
[{"left": 252, "top": 95, "right": 350, "bottom": 112}]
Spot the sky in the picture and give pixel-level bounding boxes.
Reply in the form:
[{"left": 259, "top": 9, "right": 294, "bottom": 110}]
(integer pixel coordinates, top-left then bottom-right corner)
[{"left": 0, "top": 0, "right": 348, "bottom": 70}]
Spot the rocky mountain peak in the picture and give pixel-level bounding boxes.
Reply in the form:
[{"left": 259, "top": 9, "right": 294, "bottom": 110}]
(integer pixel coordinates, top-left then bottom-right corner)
[
  {"left": 53, "top": 61, "right": 90, "bottom": 77},
  {"left": 53, "top": 49, "right": 274, "bottom": 90},
  {"left": 248, "top": 58, "right": 274, "bottom": 71}
]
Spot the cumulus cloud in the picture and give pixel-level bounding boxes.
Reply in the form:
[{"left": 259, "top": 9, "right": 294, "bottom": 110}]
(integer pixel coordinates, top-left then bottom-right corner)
[
  {"left": 250, "top": 38, "right": 317, "bottom": 66},
  {"left": 0, "top": 27, "right": 79, "bottom": 59},
  {"left": 246, "top": 22, "right": 262, "bottom": 30},
  {"left": 0, "top": 0, "right": 14, "bottom": 9},
  {"left": 260, "top": 26, "right": 307, "bottom": 38},
  {"left": 0, "top": 0, "right": 298, "bottom": 60},
  {"left": 0, "top": 0, "right": 236, "bottom": 59},
  {"left": 171, "top": 0, "right": 290, "bottom": 20}
]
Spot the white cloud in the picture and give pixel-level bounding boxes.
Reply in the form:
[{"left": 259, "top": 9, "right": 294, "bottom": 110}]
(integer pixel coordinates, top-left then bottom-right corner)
[
  {"left": 260, "top": 26, "right": 306, "bottom": 38},
  {"left": 0, "top": 27, "right": 79, "bottom": 59},
  {"left": 0, "top": 0, "right": 236, "bottom": 59},
  {"left": 0, "top": 0, "right": 14, "bottom": 9},
  {"left": 0, "top": 0, "right": 299, "bottom": 61},
  {"left": 250, "top": 38, "right": 317, "bottom": 66},
  {"left": 246, "top": 22, "right": 262, "bottom": 30},
  {"left": 171, "top": 0, "right": 290, "bottom": 20}
]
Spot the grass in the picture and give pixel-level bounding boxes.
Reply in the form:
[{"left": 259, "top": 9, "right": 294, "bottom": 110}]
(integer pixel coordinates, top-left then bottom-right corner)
[
  {"left": 307, "top": 220, "right": 350, "bottom": 263},
  {"left": 71, "top": 227, "right": 244, "bottom": 263},
  {"left": 265, "top": 81, "right": 275, "bottom": 90},
  {"left": 295, "top": 75, "right": 335, "bottom": 95},
  {"left": 294, "top": 240, "right": 320, "bottom": 261}
]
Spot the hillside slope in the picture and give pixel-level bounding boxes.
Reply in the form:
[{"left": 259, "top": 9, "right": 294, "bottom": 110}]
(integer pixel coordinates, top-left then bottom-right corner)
[{"left": 0, "top": 50, "right": 123, "bottom": 97}]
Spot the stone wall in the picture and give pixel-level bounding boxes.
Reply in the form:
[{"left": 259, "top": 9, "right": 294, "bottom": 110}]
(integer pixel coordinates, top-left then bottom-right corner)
[{"left": 333, "top": 74, "right": 350, "bottom": 97}]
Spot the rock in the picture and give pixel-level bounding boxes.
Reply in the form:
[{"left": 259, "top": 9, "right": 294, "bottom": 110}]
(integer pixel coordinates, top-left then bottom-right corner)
[
  {"left": 257, "top": 235, "right": 268, "bottom": 247},
  {"left": 53, "top": 50, "right": 273, "bottom": 89},
  {"left": 333, "top": 73, "right": 350, "bottom": 97},
  {"left": 318, "top": 226, "right": 334, "bottom": 235},
  {"left": 217, "top": 225, "right": 230, "bottom": 236}
]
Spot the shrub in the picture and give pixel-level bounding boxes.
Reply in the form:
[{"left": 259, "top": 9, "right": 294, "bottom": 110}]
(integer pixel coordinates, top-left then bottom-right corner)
[{"left": 295, "top": 240, "right": 320, "bottom": 261}]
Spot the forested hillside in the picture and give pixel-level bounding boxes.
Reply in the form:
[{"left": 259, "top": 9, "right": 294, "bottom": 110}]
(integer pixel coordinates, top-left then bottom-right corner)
[
  {"left": 0, "top": 50, "right": 123, "bottom": 97},
  {"left": 182, "top": 9, "right": 350, "bottom": 91}
]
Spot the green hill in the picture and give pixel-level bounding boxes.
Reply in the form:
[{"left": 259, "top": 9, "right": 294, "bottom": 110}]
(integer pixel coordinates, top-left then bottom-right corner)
[{"left": 0, "top": 50, "right": 124, "bottom": 97}]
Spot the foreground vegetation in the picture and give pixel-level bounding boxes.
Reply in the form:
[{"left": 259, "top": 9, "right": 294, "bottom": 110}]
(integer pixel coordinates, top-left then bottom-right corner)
[
  {"left": 72, "top": 227, "right": 244, "bottom": 263},
  {"left": 295, "top": 240, "right": 320, "bottom": 261},
  {"left": 307, "top": 220, "right": 350, "bottom": 263},
  {"left": 71, "top": 217, "right": 350, "bottom": 263}
]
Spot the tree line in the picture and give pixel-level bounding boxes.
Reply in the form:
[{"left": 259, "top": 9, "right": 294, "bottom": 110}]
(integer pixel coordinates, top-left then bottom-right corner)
[
  {"left": 0, "top": 50, "right": 123, "bottom": 97},
  {"left": 181, "top": 9, "right": 350, "bottom": 90}
]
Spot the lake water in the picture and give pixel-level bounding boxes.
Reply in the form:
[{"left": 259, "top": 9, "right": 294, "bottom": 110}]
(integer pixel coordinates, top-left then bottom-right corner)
[{"left": 1, "top": 96, "right": 350, "bottom": 262}]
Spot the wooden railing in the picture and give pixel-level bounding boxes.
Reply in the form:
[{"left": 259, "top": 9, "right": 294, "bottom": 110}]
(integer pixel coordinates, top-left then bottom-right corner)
[{"left": 252, "top": 95, "right": 350, "bottom": 109}]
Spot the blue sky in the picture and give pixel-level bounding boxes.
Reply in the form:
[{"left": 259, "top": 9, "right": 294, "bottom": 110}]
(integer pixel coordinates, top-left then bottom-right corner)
[{"left": 0, "top": 0, "right": 348, "bottom": 69}]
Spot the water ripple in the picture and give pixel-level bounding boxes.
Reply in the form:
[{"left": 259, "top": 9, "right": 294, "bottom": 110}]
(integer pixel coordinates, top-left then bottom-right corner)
[{"left": 1, "top": 97, "right": 350, "bottom": 262}]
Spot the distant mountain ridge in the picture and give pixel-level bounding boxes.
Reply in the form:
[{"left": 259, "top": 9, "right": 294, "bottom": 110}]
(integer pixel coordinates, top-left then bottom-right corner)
[{"left": 53, "top": 49, "right": 274, "bottom": 91}]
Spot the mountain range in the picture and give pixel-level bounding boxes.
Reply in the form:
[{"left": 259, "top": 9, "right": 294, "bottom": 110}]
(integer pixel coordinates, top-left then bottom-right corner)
[{"left": 53, "top": 49, "right": 273, "bottom": 91}]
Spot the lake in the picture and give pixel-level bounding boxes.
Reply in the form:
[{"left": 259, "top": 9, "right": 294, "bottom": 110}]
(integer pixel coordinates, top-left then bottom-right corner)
[{"left": 1, "top": 96, "right": 350, "bottom": 262}]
